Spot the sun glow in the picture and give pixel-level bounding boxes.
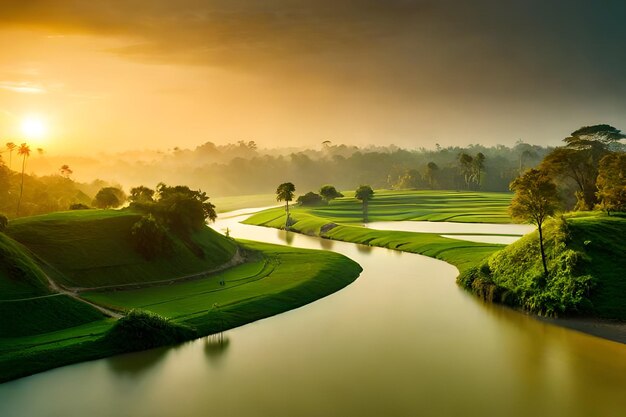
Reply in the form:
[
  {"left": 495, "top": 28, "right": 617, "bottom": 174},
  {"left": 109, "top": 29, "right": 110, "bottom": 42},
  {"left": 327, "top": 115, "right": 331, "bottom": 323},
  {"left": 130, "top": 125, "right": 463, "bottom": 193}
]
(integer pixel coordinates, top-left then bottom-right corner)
[{"left": 21, "top": 116, "right": 47, "bottom": 140}]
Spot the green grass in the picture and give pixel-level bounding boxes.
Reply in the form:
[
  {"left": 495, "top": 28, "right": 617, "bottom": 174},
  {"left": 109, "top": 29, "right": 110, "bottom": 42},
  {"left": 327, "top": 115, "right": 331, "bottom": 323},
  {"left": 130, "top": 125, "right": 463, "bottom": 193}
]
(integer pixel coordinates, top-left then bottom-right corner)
[
  {"left": 6, "top": 209, "right": 238, "bottom": 288},
  {"left": 82, "top": 240, "right": 362, "bottom": 334},
  {"left": 301, "top": 189, "right": 515, "bottom": 224},
  {"left": 0, "top": 233, "right": 50, "bottom": 299},
  {"left": 245, "top": 191, "right": 509, "bottom": 272},
  {"left": 458, "top": 212, "right": 626, "bottom": 319}
]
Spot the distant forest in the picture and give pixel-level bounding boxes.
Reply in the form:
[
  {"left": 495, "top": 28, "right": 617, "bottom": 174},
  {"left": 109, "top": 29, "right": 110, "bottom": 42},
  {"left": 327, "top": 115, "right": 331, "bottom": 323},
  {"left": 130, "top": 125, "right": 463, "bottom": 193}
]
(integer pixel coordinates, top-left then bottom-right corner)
[{"left": 21, "top": 140, "right": 551, "bottom": 196}]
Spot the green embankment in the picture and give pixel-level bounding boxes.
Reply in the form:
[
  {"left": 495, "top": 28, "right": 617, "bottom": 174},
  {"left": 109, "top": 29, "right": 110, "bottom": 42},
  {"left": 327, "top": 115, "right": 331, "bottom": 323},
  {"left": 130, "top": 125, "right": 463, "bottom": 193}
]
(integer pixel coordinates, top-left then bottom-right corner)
[
  {"left": 0, "top": 209, "right": 362, "bottom": 382},
  {"left": 244, "top": 190, "right": 510, "bottom": 271},
  {"left": 458, "top": 213, "right": 626, "bottom": 319},
  {"left": 6, "top": 209, "right": 238, "bottom": 288}
]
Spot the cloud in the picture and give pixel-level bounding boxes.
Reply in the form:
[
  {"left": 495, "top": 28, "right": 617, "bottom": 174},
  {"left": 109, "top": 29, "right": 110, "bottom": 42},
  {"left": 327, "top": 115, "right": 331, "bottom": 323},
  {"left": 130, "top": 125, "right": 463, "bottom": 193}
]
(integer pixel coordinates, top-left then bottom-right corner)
[{"left": 0, "top": 81, "right": 45, "bottom": 94}]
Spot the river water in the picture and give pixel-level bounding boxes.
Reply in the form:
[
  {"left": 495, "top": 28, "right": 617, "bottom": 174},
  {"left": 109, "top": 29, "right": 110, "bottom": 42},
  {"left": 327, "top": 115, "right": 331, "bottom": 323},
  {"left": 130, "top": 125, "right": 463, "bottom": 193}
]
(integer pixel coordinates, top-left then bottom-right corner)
[{"left": 1, "top": 208, "right": 625, "bottom": 417}]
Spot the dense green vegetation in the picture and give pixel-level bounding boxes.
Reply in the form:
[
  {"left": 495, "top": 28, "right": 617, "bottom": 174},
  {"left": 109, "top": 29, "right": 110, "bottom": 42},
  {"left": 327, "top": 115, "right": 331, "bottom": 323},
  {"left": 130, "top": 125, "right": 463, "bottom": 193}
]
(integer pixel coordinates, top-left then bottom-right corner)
[
  {"left": 458, "top": 213, "right": 626, "bottom": 319},
  {"left": 5, "top": 210, "right": 237, "bottom": 288},
  {"left": 0, "top": 209, "right": 361, "bottom": 382},
  {"left": 245, "top": 190, "right": 509, "bottom": 271}
]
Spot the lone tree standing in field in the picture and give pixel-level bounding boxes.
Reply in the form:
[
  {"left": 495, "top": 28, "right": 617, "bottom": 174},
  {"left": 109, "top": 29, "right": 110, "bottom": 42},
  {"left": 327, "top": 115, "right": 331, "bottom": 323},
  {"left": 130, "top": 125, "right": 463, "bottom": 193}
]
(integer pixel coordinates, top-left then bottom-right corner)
[
  {"left": 319, "top": 185, "right": 343, "bottom": 203},
  {"left": 355, "top": 185, "right": 374, "bottom": 222},
  {"left": 93, "top": 187, "right": 126, "bottom": 209},
  {"left": 276, "top": 182, "right": 295, "bottom": 229},
  {"left": 509, "top": 169, "right": 560, "bottom": 276}
]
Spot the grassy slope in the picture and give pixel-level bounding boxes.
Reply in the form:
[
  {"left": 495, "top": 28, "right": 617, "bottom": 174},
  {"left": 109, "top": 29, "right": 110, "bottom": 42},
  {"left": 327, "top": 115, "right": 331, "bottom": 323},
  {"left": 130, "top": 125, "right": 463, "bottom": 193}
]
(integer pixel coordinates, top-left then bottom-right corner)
[
  {"left": 0, "top": 209, "right": 362, "bottom": 382},
  {"left": 245, "top": 190, "right": 510, "bottom": 272},
  {"left": 0, "top": 233, "right": 108, "bottom": 339},
  {"left": 458, "top": 213, "right": 626, "bottom": 319},
  {"left": 6, "top": 209, "right": 238, "bottom": 287}
]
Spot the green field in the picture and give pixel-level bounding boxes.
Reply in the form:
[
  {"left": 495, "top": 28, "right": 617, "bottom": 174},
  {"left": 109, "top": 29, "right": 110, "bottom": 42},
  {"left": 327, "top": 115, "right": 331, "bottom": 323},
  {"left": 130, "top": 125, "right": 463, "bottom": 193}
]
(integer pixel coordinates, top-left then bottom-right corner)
[
  {"left": 245, "top": 190, "right": 511, "bottom": 271},
  {"left": 0, "top": 209, "right": 361, "bottom": 382},
  {"left": 212, "top": 193, "right": 278, "bottom": 213}
]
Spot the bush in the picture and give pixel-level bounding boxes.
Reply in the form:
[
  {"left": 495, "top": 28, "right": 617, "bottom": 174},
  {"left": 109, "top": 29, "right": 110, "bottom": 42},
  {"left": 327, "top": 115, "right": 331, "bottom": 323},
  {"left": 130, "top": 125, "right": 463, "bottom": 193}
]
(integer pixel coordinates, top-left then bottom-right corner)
[
  {"left": 130, "top": 215, "right": 174, "bottom": 260},
  {"left": 297, "top": 192, "right": 325, "bottom": 206},
  {"left": 104, "top": 310, "right": 197, "bottom": 351},
  {"left": 69, "top": 203, "right": 91, "bottom": 210},
  {"left": 0, "top": 214, "right": 7, "bottom": 232},
  {"left": 93, "top": 187, "right": 126, "bottom": 209}
]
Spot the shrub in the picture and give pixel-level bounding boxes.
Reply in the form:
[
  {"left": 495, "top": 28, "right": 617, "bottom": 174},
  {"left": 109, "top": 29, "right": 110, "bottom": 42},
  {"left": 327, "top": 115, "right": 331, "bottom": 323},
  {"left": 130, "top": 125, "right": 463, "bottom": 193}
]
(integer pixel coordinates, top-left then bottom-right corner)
[
  {"left": 69, "top": 203, "right": 90, "bottom": 210},
  {"left": 104, "top": 310, "right": 197, "bottom": 351},
  {"left": 297, "top": 192, "right": 325, "bottom": 206},
  {"left": 0, "top": 214, "right": 7, "bottom": 232}
]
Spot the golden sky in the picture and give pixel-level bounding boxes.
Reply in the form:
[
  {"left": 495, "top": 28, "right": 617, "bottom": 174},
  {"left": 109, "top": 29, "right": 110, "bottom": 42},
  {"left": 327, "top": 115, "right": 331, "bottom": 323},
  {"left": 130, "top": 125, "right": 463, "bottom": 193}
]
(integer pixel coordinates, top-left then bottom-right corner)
[{"left": 1, "top": 0, "right": 625, "bottom": 153}]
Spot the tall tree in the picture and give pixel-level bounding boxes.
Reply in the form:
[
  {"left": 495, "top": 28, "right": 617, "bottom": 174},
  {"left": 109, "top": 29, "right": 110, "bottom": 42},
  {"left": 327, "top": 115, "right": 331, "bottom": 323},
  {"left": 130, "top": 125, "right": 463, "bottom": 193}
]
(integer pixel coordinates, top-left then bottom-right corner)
[
  {"left": 355, "top": 185, "right": 374, "bottom": 222},
  {"left": 16, "top": 143, "right": 31, "bottom": 216},
  {"left": 59, "top": 164, "right": 73, "bottom": 178},
  {"left": 458, "top": 153, "right": 474, "bottom": 189},
  {"left": 473, "top": 152, "right": 486, "bottom": 188},
  {"left": 541, "top": 124, "right": 625, "bottom": 210},
  {"left": 596, "top": 153, "right": 626, "bottom": 215},
  {"left": 5, "top": 142, "right": 16, "bottom": 169},
  {"left": 425, "top": 162, "right": 439, "bottom": 189},
  {"left": 276, "top": 182, "right": 296, "bottom": 229},
  {"left": 509, "top": 169, "right": 560, "bottom": 276}
]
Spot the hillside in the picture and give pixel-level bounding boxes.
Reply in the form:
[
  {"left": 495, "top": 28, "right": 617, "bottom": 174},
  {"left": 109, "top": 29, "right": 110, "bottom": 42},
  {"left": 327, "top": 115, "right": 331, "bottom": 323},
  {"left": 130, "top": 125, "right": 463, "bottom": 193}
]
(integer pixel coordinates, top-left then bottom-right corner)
[
  {"left": 458, "top": 213, "right": 626, "bottom": 319},
  {"left": 6, "top": 209, "right": 238, "bottom": 288}
]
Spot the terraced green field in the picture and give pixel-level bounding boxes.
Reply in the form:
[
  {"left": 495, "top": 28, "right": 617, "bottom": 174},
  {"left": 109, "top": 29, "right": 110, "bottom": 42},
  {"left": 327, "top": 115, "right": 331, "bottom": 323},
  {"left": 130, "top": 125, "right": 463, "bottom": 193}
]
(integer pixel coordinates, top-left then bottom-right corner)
[{"left": 245, "top": 190, "right": 512, "bottom": 272}]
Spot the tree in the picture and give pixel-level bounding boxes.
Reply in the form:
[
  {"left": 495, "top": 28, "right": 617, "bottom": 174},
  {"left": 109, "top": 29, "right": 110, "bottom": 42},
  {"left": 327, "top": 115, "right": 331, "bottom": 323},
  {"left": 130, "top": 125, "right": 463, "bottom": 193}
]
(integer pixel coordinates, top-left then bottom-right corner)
[
  {"left": 276, "top": 182, "right": 295, "bottom": 229},
  {"left": 473, "top": 152, "right": 486, "bottom": 188},
  {"left": 131, "top": 214, "right": 173, "bottom": 259},
  {"left": 596, "top": 153, "right": 626, "bottom": 215},
  {"left": 297, "top": 191, "right": 324, "bottom": 206},
  {"left": 93, "top": 187, "right": 126, "bottom": 209},
  {"left": 129, "top": 186, "right": 156, "bottom": 205},
  {"left": 16, "top": 143, "right": 31, "bottom": 216},
  {"left": 319, "top": 185, "right": 344, "bottom": 202},
  {"left": 425, "top": 162, "right": 439, "bottom": 189},
  {"left": 5, "top": 142, "right": 16, "bottom": 169},
  {"left": 509, "top": 169, "right": 560, "bottom": 276},
  {"left": 541, "top": 124, "right": 625, "bottom": 210},
  {"left": 59, "top": 164, "right": 73, "bottom": 178},
  {"left": 458, "top": 153, "right": 474, "bottom": 189},
  {"left": 355, "top": 185, "right": 374, "bottom": 222},
  {"left": 154, "top": 183, "right": 216, "bottom": 235}
]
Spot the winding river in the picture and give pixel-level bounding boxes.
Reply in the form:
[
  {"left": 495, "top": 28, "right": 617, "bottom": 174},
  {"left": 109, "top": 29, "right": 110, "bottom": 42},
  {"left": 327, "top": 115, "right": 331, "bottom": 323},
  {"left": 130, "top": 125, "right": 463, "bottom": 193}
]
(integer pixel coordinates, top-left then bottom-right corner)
[{"left": 1, "top": 208, "right": 625, "bottom": 417}]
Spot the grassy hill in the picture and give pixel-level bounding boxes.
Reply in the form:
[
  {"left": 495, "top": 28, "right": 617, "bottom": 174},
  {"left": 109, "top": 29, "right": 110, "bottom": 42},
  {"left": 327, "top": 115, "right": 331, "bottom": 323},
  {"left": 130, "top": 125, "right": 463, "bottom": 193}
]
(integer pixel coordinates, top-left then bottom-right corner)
[
  {"left": 0, "top": 233, "right": 107, "bottom": 338},
  {"left": 458, "top": 212, "right": 626, "bottom": 319},
  {"left": 6, "top": 209, "right": 238, "bottom": 288}
]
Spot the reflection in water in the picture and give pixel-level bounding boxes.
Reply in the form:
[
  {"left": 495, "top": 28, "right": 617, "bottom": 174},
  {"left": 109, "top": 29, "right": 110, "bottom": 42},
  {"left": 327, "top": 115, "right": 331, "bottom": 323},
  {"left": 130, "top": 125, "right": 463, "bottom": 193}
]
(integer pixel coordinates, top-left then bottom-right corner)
[
  {"left": 319, "top": 238, "right": 334, "bottom": 250},
  {"left": 204, "top": 334, "right": 231, "bottom": 366},
  {"left": 356, "top": 244, "right": 373, "bottom": 254},
  {"left": 106, "top": 346, "right": 169, "bottom": 377},
  {"left": 277, "top": 229, "right": 295, "bottom": 245}
]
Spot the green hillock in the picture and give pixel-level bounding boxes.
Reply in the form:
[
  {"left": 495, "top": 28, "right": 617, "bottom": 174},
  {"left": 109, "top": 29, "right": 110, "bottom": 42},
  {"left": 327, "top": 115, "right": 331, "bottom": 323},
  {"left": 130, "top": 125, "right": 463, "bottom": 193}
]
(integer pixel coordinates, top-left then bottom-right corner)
[
  {"left": 6, "top": 209, "right": 238, "bottom": 288},
  {"left": 458, "top": 213, "right": 626, "bottom": 319}
]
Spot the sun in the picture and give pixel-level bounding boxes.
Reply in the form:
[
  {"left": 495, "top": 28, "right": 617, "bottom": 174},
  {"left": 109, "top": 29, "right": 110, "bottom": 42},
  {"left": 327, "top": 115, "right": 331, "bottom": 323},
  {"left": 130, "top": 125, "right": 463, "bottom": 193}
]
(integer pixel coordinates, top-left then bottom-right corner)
[{"left": 21, "top": 116, "right": 47, "bottom": 140}]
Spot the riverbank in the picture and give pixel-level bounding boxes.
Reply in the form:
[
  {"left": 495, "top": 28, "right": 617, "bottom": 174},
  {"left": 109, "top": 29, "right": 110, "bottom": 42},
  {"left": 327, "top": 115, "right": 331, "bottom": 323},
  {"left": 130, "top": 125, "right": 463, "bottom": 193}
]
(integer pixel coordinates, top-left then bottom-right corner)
[{"left": 0, "top": 210, "right": 361, "bottom": 382}]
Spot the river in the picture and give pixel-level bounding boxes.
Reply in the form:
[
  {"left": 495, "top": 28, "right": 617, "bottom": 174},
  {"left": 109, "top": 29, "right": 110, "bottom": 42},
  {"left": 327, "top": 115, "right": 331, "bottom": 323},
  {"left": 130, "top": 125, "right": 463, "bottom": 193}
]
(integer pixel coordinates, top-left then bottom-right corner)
[{"left": 1, "top": 208, "right": 625, "bottom": 417}]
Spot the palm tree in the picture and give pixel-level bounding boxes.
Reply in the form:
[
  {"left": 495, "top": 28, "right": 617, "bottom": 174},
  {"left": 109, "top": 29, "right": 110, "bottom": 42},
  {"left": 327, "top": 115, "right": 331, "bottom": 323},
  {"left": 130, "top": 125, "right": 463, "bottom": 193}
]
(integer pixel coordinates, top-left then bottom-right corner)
[
  {"left": 355, "top": 185, "right": 374, "bottom": 222},
  {"left": 276, "top": 182, "right": 296, "bottom": 229},
  {"left": 5, "top": 142, "right": 16, "bottom": 169},
  {"left": 16, "top": 143, "right": 31, "bottom": 216}
]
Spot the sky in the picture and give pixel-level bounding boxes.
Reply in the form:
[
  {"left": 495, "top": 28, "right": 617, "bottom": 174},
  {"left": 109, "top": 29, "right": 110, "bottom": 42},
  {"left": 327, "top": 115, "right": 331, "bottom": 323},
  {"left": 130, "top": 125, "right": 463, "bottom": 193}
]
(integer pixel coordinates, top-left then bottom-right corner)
[{"left": 1, "top": 0, "right": 625, "bottom": 153}]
